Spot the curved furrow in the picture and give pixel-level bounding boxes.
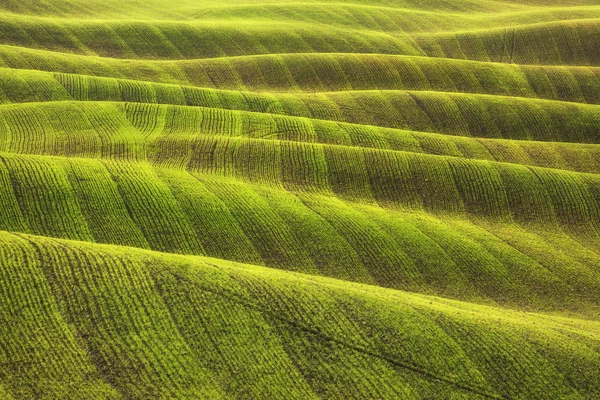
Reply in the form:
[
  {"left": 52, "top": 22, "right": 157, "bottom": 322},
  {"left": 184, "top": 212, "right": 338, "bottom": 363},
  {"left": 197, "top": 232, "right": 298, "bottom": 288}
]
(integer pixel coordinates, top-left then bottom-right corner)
[
  {"left": 2, "top": 100, "right": 600, "bottom": 176},
  {"left": 0, "top": 14, "right": 423, "bottom": 60},
  {"left": 0, "top": 0, "right": 538, "bottom": 20},
  {"left": 1, "top": 230, "right": 599, "bottom": 398},
  {"left": 4, "top": 4, "right": 600, "bottom": 34},
  {"left": 0, "top": 152, "right": 599, "bottom": 318},
  {"left": 21, "top": 127, "right": 600, "bottom": 240},
  {"left": 3, "top": 0, "right": 600, "bottom": 25},
  {"left": 416, "top": 18, "right": 600, "bottom": 66},
  {"left": 1, "top": 13, "right": 600, "bottom": 66},
  {"left": 1, "top": 68, "right": 599, "bottom": 143},
  {"left": 2, "top": 51, "right": 600, "bottom": 104}
]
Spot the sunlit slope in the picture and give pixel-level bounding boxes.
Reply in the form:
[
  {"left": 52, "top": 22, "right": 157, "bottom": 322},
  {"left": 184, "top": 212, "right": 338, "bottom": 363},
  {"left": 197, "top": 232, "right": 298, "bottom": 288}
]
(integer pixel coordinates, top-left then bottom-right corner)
[
  {"left": 1, "top": 56, "right": 600, "bottom": 104},
  {"left": 3, "top": 71, "right": 600, "bottom": 143},
  {"left": 0, "top": 150, "right": 599, "bottom": 318},
  {"left": 1, "top": 2, "right": 600, "bottom": 65},
  {"left": 4, "top": 100, "right": 600, "bottom": 174},
  {"left": 1, "top": 231, "right": 599, "bottom": 399},
  {"left": 2, "top": 0, "right": 597, "bottom": 21},
  {"left": 0, "top": 93, "right": 599, "bottom": 317},
  {"left": 0, "top": 0, "right": 595, "bottom": 324},
  {"left": 0, "top": 19, "right": 593, "bottom": 65},
  {"left": 0, "top": 14, "right": 422, "bottom": 60},
  {"left": 1, "top": 0, "right": 600, "bottom": 28}
]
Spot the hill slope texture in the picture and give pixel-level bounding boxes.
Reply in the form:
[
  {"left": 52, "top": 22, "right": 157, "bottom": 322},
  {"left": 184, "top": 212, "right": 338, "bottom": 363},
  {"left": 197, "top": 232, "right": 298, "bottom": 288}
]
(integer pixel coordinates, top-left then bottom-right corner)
[{"left": 1, "top": 0, "right": 600, "bottom": 399}]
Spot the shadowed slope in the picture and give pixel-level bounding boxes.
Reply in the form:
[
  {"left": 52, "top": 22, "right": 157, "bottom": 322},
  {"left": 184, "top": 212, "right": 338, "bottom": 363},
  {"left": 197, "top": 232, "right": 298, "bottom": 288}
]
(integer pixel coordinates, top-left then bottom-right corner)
[
  {"left": 0, "top": 0, "right": 538, "bottom": 20},
  {"left": 0, "top": 14, "right": 422, "bottom": 60},
  {"left": 1, "top": 0, "right": 599, "bottom": 23},
  {"left": 2, "top": 98, "right": 600, "bottom": 189},
  {"left": 3, "top": 100, "right": 600, "bottom": 232},
  {"left": 3, "top": 99, "right": 595, "bottom": 174}
]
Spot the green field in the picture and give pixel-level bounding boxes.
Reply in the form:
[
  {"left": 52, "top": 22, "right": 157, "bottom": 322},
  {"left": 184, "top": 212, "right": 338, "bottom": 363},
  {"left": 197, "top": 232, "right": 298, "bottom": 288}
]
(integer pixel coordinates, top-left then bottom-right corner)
[{"left": 1, "top": 0, "right": 600, "bottom": 398}]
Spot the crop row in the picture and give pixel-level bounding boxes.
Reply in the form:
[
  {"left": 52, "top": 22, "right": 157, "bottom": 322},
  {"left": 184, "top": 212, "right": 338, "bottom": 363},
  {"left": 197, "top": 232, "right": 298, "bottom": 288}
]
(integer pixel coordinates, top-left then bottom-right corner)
[
  {"left": 27, "top": 232, "right": 223, "bottom": 399},
  {"left": 4, "top": 0, "right": 600, "bottom": 25},
  {"left": 0, "top": 14, "right": 422, "bottom": 60},
  {"left": 10, "top": 1, "right": 600, "bottom": 34},
  {"left": 0, "top": 152, "right": 598, "bottom": 315},
  {"left": 3, "top": 47, "right": 600, "bottom": 105},
  {"left": 3, "top": 102, "right": 600, "bottom": 232},
  {"left": 415, "top": 19, "right": 600, "bottom": 65},
  {"left": 1, "top": 11, "right": 600, "bottom": 66},
  {"left": 0, "top": 70, "right": 594, "bottom": 143},
  {"left": 131, "top": 3, "right": 600, "bottom": 35},
  {"left": 52, "top": 74, "right": 600, "bottom": 142},
  {"left": 1, "top": 230, "right": 598, "bottom": 398},
  {"left": 2, "top": 101, "right": 600, "bottom": 175},
  {"left": 151, "top": 55, "right": 600, "bottom": 103},
  {"left": 0, "top": 233, "right": 121, "bottom": 399}
]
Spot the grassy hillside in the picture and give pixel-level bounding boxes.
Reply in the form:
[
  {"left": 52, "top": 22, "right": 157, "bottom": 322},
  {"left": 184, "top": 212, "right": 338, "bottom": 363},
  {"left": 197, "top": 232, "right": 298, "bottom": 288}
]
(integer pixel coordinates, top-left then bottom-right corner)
[
  {"left": 1, "top": 0, "right": 600, "bottom": 398},
  {"left": 2, "top": 231, "right": 600, "bottom": 399}
]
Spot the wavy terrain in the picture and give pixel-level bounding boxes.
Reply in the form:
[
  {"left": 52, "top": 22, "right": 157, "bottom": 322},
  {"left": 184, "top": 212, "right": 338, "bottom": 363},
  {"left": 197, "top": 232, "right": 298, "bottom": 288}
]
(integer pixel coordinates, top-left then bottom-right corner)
[{"left": 1, "top": 0, "right": 599, "bottom": 399}]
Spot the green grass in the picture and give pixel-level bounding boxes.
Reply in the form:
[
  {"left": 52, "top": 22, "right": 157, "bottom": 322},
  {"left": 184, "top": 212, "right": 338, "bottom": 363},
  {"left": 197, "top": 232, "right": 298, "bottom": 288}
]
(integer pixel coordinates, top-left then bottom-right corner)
[
  {"left": 1, "top": 231, "right": 599, "bottom": 399},
  {"left": 2, "top": 47, "right": 600, "bottom": 102},
  {"left": 1, "top": 150, "right": 599, "bottom": 316},
  {"left": 1, "top": 0, "right": 600, "bottom": 398}
]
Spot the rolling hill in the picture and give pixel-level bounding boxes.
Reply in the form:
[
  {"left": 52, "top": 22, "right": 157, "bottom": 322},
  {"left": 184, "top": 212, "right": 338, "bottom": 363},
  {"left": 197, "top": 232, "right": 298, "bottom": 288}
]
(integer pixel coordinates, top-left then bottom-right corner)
[{"left": 1, "top": 0, "right": 599, "bottom": 398}]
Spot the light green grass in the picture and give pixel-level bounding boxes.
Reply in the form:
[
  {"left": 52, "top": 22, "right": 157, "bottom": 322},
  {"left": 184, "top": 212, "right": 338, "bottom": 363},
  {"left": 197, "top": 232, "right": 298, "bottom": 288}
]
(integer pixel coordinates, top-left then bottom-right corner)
[{"left": 0, "top": 4, "right": 600, "bottom": 65}]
